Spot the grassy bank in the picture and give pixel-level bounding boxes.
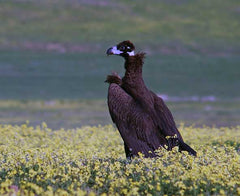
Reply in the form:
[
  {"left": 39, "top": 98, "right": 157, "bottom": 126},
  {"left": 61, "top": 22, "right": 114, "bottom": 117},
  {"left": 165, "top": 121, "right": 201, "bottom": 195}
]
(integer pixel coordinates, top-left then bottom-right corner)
[{"left": 0, "top": 0, "right": 239, "bottom": 54}]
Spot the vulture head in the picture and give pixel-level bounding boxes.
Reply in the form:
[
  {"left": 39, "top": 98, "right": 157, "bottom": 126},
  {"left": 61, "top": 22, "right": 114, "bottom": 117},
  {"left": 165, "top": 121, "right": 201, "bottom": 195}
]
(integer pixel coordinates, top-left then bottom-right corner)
[{"left": 106, "top": 40, "right": 135, "bottom": 58}]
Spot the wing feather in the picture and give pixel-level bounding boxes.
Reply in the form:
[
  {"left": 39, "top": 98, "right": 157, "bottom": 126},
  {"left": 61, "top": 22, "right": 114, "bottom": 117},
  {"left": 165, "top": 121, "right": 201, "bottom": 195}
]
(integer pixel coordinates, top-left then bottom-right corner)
[
  {"left": 151, "top": 92, "right": 183, "bottom": 141},
  {"left": 108, "top": 84, "right": 167, "bottom": 157}
]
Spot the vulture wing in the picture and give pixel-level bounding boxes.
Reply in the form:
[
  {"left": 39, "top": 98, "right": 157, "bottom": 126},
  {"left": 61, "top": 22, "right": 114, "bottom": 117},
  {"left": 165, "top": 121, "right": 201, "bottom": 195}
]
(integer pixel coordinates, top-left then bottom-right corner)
[
  {"left": 108, "top": 84, "right": 167, "bottom": 158},
  {"left": 151, "top": 92, "right": 183, "bottom": 140},
  {"left": 152, "top": 92, "right": 197, "bottom": 156}
]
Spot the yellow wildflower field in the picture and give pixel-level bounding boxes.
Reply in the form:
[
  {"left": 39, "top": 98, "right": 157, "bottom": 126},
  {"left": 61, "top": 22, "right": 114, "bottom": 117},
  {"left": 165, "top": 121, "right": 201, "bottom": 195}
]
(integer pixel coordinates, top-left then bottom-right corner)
[{"left": 0, "top": 123, "right": 239, "bottom": 195}]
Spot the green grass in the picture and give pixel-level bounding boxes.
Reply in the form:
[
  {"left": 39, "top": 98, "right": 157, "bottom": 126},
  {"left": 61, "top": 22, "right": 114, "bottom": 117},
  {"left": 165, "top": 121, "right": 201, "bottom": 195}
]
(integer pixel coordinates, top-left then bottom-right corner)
[
  {"left": 0, "top": 50, "right": 239, "bottom": 128},
  {"left": 0, "top": 0, "right": 240, "bottom": 53},
  {"left": 0, "top": 0, "right": 239, "bottom": 128},
  {"left": 0, "top": 51, "right": 239, "bottom": 99},
  {"left": 0, "top": 100, "right": 239, "bottom": 129}
]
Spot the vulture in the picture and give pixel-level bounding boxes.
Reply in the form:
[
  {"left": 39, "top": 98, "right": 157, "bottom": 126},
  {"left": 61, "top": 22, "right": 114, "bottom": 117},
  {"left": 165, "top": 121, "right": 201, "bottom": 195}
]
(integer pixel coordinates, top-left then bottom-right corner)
[{"left": 105, "top": 40, "right": 196, "bottom": 159}]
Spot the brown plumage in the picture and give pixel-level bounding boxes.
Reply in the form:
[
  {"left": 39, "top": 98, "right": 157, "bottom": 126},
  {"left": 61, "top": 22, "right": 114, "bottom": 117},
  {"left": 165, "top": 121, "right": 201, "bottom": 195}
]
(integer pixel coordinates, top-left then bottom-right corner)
[{"left": 106, "top": 41, "right": 196, "bottom": 159}]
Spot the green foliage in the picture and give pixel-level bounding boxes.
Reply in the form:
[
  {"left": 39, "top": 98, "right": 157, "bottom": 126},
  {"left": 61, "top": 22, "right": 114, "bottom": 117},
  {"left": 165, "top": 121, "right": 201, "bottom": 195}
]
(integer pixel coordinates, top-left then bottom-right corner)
[{"left": 0, "top": 123, "right": 239, "bottom": 195}]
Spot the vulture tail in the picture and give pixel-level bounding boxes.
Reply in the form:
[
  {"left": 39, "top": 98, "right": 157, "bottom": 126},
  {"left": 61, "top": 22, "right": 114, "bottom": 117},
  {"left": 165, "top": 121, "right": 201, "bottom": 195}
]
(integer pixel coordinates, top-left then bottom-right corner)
[{"left": 178, "top": 140, "right": 197, "bottom": 157}]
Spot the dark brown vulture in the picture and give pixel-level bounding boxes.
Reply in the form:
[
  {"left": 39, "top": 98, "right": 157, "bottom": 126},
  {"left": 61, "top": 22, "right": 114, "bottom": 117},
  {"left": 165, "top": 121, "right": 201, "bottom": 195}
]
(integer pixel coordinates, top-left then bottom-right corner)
[{"left": 105, "top": 40, "right": 196, "bottom": 159}]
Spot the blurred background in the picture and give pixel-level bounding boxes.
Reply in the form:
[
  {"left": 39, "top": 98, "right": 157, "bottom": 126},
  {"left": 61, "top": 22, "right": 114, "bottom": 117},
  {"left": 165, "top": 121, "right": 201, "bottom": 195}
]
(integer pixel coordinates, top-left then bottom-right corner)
[{"left": 0, "top": 0, "right": 239, "bottom": 129}]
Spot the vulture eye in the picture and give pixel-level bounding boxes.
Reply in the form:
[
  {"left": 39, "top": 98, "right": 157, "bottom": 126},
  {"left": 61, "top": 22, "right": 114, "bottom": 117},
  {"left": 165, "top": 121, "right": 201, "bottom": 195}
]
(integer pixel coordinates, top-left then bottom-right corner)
[{"left": 119, "top": 46, "right": 125, "bottom": 51}]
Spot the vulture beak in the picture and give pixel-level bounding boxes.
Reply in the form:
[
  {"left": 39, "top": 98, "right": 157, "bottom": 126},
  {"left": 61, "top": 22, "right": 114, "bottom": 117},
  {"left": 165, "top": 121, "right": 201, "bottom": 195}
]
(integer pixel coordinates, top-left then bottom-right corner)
[
  {"left": 106, "top": 47, "right": 114, "bottom": 55},
  {"left": 106, "top": 46, "right": 122, "bottom": 56}
]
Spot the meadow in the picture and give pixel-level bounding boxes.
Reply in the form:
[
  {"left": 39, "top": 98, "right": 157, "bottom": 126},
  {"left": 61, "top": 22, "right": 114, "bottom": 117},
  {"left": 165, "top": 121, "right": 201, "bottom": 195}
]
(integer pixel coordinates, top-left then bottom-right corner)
[
  {"left": 0, "top": 0, "right": 240, "bottom": 128},
  {"left": 0, "top": 0, "right": 240, "bottom": 195},
  {"left": 0, "top": 124, "right": 239, "bottom": 195},
  {"left": 0, "top": 51, "right": 239, "bottom": 128},
  {"left": 1, "top": 0, "right": 240, "bottom": 52}
]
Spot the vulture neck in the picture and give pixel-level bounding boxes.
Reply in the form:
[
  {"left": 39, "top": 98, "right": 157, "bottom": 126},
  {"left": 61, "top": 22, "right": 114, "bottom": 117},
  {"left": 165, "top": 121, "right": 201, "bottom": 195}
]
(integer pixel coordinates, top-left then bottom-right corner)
[
  {"left": 122, "top": 52, "right": 154, "bottom": 110},
  {"left": 123, "top": 52, "right": 155, "bottom": 113},
  {"left": 123, "top": 53, "right": 146, "bottom": 84}
]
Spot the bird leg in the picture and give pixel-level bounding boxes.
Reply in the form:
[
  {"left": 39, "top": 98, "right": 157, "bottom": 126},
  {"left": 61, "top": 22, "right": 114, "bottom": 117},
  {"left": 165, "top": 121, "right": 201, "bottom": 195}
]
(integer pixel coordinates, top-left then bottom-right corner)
[
  {"left": 124, "top": 142, "right": 133, "bottom": 160},
  {"left": 166, "top": 135, "right": 179, "bottom": 151}
]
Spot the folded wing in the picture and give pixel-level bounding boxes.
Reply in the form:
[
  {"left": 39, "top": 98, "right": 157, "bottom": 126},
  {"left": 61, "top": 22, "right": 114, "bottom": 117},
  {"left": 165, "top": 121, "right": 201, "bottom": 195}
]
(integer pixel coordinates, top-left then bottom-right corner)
[{"left": 108, "top": 84, "right": 167, "bottom": 158}]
